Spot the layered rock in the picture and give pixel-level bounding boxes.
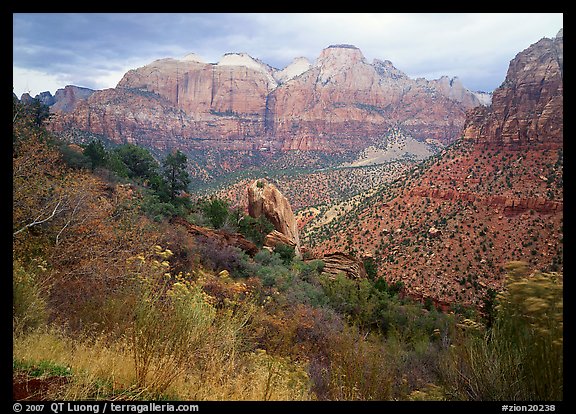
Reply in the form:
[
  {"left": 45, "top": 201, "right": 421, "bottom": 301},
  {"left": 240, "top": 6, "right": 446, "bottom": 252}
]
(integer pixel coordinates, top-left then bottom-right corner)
[
  {"left": 267, "top": 45, "right": 481, "bottom": 150},
  {"left": 47, "top": 44, "right": 486, "bottom": 156},
  {"left": 247, "top": 179, "right": 301, "bottom": 257},
  {"left": 307, "top": 30, "right": 563, "bottom": 309},
  {"left": 320, "top": 252, "right": 367, "bottom": 280},
  {"left": 263, "top": 230, "right": 298, "bottom": 252},
  {"left": 409, "top": 186, "right": 563, "bottom": 215},
  {"left": 463, "top": 30, "right": 563, "bottom": 148}
]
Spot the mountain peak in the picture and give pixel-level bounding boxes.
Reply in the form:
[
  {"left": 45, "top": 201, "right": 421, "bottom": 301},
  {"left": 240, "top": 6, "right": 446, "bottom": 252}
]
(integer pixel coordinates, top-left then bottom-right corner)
[
  {"left": 181, "top": 53, "right": 206, "bottom": 63},
  {"left": 373, "top": 59, "right": 408, "bottom": 80},
  {"left": 556, "top": 28, "right": 563, "bottom": 39},
  {"left": 326, "top": 44, "right": 359, "bottom": 50},
  {"left": 217, "top": 52, "right": 277, "bottom": 88},
  {"left": 315, "top": 45, "right": 367, "bottom": 84},
  {"left": 217, "top": 52, "right": 260, "bottom": 68},
  {"left": 275, "top": 57, "right": 312, "bottom": 83},
  {"left": 317, "top": 44, "right": 365, "bottom": 62}
]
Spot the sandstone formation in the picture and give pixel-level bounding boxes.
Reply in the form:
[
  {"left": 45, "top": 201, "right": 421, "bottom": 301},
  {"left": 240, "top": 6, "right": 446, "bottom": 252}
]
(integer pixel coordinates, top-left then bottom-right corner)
[
  {"left": 463, "top": 29, "right": 563, "bottom": 148},
  {"left": 247, "top": 179, "right": 301, "bottom": 257},
  {"left": 320, "top": 252, "right": 367, "bottom": 280},
  {"left": 263, "top": 230, "right": 298, "bottom": 253},
  {"left": 46, "top": 44, "right": 487, "bottom": 158},
  {"left": 307, "top": 30, "right": 563, "bottom": 309},
  {"left": 21, "top": 85, "right": 95, "bottom": 114},
  {"left": 51, "top": 85, "right": 96, "bottom": 113},
  {"left": 409, "top": 186, "right": 563, "bottom": 215}
]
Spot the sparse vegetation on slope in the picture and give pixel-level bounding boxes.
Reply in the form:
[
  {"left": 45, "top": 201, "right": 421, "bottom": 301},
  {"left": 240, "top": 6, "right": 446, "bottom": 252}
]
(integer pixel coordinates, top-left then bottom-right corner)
[{"left": 13, "top": 97, "right": 562, "bottom": 401}]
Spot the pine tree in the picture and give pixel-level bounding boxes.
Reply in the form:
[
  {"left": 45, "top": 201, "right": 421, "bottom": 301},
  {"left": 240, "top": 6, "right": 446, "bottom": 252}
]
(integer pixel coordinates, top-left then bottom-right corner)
[{"left": 161, "top": 150, "right": 190, "bottom": 202}]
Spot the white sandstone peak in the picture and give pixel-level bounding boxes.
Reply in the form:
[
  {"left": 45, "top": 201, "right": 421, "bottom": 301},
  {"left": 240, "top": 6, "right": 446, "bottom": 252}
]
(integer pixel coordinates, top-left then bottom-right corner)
[
  {"left": 181, "top": 53, "right": 206, "bottom": 63},
  {"left": 217, "top": 53, "right": 263, "bottom": 70},
  {"left": 275, "top": 57, "right": 312, "bottom": 83},
  {"left": 217, "top": 53, "right": 278, "bottom": 88}
]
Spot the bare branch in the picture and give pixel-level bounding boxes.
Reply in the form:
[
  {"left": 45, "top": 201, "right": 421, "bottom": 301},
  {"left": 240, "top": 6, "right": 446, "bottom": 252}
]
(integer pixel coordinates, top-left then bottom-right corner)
[
  {"left": 13, "top": 200, "right": 62, "bottom": 237},
  {"left": 56, "top": 194, "right": 87, "bottom": 245}
]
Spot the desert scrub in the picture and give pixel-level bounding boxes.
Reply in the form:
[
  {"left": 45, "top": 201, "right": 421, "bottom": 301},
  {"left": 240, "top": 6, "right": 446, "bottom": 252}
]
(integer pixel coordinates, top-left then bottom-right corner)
[
  {"left": 440, "top": 261, "right": 563, "bottom": 400},
  {"left": 246, "top": 349, "right": 312, "bottom": 400},
  {"left": 126, "top": 246, "right": 224, "bottom": 395},
  {"left": 13, "top": 258, "right": 51, "bottom": 334}
]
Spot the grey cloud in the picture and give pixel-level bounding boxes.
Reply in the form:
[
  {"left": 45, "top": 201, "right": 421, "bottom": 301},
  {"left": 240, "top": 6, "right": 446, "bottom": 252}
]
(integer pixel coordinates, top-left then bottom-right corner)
[{"left": 13, "top": 13, "right": 562, "bottom": 97}]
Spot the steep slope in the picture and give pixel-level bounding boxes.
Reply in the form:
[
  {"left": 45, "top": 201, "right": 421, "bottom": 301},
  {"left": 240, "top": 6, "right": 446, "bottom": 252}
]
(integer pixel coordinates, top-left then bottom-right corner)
[
  {"left": 463, "top": 30, "right": 563, "bottom": 148},
  {"left": 266, "top": 45, "right": 482, "bottom": 150},
  {"left": 305, "top": 31, "right": 563, "bottom": 310}
]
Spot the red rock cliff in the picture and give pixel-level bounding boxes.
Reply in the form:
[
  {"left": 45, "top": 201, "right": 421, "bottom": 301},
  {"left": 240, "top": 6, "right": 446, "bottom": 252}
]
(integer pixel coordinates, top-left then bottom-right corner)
[
  {"left": 49, "top": 45, "right": 485, "bottom": 154},
  {"left": 463, "top": 30, "right": 563, "bottom": 148}
]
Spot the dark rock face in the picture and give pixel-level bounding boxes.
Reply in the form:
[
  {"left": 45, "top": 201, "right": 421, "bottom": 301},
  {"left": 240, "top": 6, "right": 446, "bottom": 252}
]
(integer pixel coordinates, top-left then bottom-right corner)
[
  {"left": 51, "top": 85, "right": 96, "bottom": 113},
  {"left": 463, "top": 31, "right": 563, "bottom": 148}
]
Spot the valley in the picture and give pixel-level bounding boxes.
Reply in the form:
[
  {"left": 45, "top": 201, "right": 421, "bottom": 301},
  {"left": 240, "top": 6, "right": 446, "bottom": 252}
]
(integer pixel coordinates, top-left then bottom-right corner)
[{"left": 13, "top": 26, "right": 563, "bottom": 403}]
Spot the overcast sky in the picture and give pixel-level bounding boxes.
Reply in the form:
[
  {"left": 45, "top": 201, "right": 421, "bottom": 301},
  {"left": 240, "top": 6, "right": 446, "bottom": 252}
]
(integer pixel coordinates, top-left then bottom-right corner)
[{"left": 13, "top": 13, "right": 563, "bottom": 98}]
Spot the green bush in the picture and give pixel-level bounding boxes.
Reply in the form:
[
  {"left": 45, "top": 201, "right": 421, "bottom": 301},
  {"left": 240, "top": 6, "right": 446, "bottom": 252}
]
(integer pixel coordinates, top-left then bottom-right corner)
[
  {"left": 441, "top": 262, "right": 563, "bottom": 400},
  {"left": 237, "top": 214, "right": 275, "bottom": 247},
  {"left": 201, "top": 198, "right": 230, "bottom": 229},
  {"left": 274, "top": 243, "right": 295, "bottom": 265}
]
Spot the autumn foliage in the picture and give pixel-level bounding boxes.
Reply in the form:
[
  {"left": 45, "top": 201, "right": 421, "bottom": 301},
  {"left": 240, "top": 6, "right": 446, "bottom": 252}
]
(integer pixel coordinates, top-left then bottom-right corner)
[{"left": 13, "top": 97, "right": 562, "bottom": 401}]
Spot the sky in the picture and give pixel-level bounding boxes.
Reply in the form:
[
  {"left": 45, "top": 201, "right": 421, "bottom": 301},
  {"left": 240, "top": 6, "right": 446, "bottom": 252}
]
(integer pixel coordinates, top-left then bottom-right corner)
[{"left": 13, "top": 13, "right": 563, "bottom": 98}]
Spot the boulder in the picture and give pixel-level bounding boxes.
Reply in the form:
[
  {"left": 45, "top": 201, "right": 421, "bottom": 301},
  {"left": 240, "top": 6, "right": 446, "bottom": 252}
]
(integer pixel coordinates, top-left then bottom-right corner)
[
  {"left": 263, "top": 230, "right": 298, "bottom": 251},
  {"left": 247, "top": 179, "right": 301, "bottom": 257}
]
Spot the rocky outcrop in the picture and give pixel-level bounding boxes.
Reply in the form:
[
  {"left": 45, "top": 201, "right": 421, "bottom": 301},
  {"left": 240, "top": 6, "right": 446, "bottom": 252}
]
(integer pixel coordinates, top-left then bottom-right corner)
[
  {"left": 247, "top": 179, "right": 301, "bottom": 257},
  {"left": 170, "top": 216, "right": 258, "bottom": 257},
  {"left": 47, "top": 44, "right": 486, "bottom": 156},
  {"left": 266, "top": 45, "right": 480, "bottom": 150},
  {"left": 22, "top": 86, "right": 95, "bottom": 113},
  {"left": 463, "top": 30, "right": 563, "bottom": 148},
  {"left": 320, "top": 252, "right": 367, "bottom": 280},
  {"left": 51, "top": 85, "right": 95, "bottom": 113},
  {"left": 409, "top": 186, "right": 563, "bottom": 215},
  {"left": 263, "top": 230, "right": 298, "bottom": 252}
]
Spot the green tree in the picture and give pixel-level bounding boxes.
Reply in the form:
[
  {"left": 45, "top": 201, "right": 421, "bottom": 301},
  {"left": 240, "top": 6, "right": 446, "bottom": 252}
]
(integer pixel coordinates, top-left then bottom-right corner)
[
  {"left": 275, "top": 243, "right": 295, "bottom": 266},
  {"left": 202, "top": 198, "right": 230, "bottom": 229},
  {"left": 237, "top": 213, "right": 275, "bottom": 247},
  {"left": 114, "top": 144, "right": 159, "bottom": 182},
  {"left": 161, "top": 150, "right": 191, "bottom": 202},
  {"left": 83, "top": 140, "right": 108, "bottom": 171},
  {"left": 363, "top": 256, "right": 378, "bottom": 281}
]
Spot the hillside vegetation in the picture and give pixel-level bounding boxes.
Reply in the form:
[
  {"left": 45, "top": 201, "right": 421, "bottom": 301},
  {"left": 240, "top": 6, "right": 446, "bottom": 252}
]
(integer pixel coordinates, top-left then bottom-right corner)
[{"left": 13, "top": 97, "right": 562, "bottom": 401}]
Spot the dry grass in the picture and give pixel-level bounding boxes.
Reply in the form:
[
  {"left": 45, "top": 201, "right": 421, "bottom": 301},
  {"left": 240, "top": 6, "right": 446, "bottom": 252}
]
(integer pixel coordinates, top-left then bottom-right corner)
[{"left": 13, "top": 326, "right": 313, "bottom": 400}]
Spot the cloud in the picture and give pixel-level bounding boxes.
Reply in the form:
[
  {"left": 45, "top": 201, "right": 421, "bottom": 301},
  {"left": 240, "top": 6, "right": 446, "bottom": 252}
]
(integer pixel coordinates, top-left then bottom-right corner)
[
  {"left": 13, "top": 13, "right": 563, "bottom": 97},
  {"left": 13, "top": 66, "right": 67, "bottom": 97}
]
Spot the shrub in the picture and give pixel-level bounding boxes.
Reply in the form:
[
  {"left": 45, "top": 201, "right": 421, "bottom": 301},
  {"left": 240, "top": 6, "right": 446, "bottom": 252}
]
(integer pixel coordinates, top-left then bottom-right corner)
[
  {"left": 318, "top": 324, "right": 395, "bottom": 400},
  {"left": 440, "top": 262, "right": 563, "bottom": 400},
  {"left": 194, "top": 236, "right": 252, "bottom": 278},
  {"left": 13, "top": 259, "right": 50, "bottom": 334},
  {"left": 201, "top": 197, "right": 230, "bottom": 229},
  {"left": 129, "top": 272, "right": 217, "bottom": 394},
  {"left": 275, "top": 243, "right": 295, "bottom": 265},
  {"left": 237, "top": 214, "right": 275, "bottom": 247}
]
